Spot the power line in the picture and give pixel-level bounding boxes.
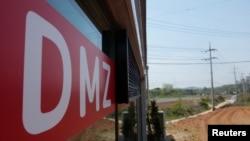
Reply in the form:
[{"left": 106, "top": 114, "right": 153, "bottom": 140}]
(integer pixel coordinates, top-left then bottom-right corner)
[
  {"left": 148, "top": 44, "right": 204, "bottom": 50},
  {"left": 148, "top": 60, "right": 250, "bottom": 65},
  {"left": 156, "top": 0, "right": 233, "bottom": 15},
  {"left": 214, "top": 51, "right": 233, "bottom": 71},
  {"left": 148, "top": 24, "right": 250, "bottom": 38},
  {"left": 148, "top": 20, "right": 249, "bottom": 35},
  {"left": 181, "top": 0, "right": 232, "bottom": 12},
  {"left": 147, "top": 19, "right": 250, "bottom": 38},
  {"left": 148, "top": 19, "right": 250, "bottom": 35},
  {"left": 148, "top": 57, "right": 201, "bottom": 61}
]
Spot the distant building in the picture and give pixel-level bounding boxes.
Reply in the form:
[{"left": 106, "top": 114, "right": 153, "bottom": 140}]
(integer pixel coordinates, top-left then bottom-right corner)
[{"left": 163, "top": 83, "right": 173, "bottom": 91}]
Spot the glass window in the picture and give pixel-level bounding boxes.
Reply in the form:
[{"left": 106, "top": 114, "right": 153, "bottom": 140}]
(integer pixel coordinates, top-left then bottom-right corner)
[
  {"left": 47, "top": 0, "right": 102, "bottom": 49},
  {"left": 121, "top": 100, "right": 139, "bottom": 141}
]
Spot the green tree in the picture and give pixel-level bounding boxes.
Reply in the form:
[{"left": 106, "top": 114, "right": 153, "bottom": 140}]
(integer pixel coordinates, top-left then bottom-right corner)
[
  {"left": 149, "top": 100, "right": 163, "bottom": 141},
  {"left": 122, "top": 102, "right": 137, "bottom": 141}
]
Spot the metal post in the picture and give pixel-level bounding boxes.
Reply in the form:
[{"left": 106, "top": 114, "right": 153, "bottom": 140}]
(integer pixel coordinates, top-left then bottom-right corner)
[
  {"left": 234, "top": 66, "right": 237, "bottom": 93},
  {"left": 209, "top": 42, "right": 215, "bottom": 111},
  {"left": 141, "top": 77, "right": 147, "bottom": 141}
]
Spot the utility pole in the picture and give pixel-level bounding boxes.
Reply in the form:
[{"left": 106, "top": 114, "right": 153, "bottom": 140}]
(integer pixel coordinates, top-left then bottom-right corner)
[
  {"left": 233, "top": 66, "right": 237, "bottom": 93},
  {"left": 203, "top": 41, "right": 217, "bottom": 111},
  {"left": 241, "top": 73, "right": 246, "bottom": 94}
]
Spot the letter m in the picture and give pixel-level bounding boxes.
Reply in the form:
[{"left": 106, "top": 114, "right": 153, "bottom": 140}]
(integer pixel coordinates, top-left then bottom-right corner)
[{"left": 80, "top": 46, "right": 100, "bottom": 117}]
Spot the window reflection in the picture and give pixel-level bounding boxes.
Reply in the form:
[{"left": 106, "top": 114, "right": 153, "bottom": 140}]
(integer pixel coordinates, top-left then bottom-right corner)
[
  {"left": 47, "top": 0, "right": 102, "bottom": 49},
  {"left": 121, "top": 101, "right": 138, "bottom": 141}
]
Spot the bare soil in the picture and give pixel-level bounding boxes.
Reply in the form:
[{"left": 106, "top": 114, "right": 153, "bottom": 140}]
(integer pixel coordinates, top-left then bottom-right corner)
[
  {"left": 69, "top": 100, "right": 250, "bottom": 141},
  {"left": 68, "top": 119, "right": 116, "bottom": 141},
  {"left": 167, "top": 106, "right": 250, "bottom": 141}
]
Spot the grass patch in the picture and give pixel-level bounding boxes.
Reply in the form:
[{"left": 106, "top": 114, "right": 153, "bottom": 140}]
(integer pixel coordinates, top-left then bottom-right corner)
[
  {"left": 234, "top": 94, "right": 250, "bottom": 106},
  {"left": 163, "top": 100, "right": 206, "bottom": 121},
  {"left": 162, "top": 96, "right": 226, "bottom": 121}
]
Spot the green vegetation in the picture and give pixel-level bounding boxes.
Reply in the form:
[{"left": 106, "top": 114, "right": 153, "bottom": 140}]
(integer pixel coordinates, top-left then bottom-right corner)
[
  {"left": 163, "top": 99, "right": 205, "bottom": 121},
  {"left": 107, "top": 107, "right": 127, "bottom": 120},
  {"left": 147, "top": 100, "right": 164, "bottom": 141},
  {"left": 149, "top": 84, "right": 239, "bottom": 98},
  {"left": 199, "top": 96, "right": 210, "bottom": 110},
  {"left": 214, "top": 95, "right": 225, "bottom": 105},
  {"left": 234, "top": 94, "right": 250, "bottom": 106},
  {"left": 161, "top": 96, "right": 226, "bottom": 121},
  {"left": 219, "top": 94, "right": 250, "bottom": 108},
  {"left": 149, "top": 87, "right": 199, "bottom": 98},
  {"left": 148, "top": 84, "right": 242, "bottom": 121},
  {"left": 122, "top": 102, "right": 137, "bottom": 141}
]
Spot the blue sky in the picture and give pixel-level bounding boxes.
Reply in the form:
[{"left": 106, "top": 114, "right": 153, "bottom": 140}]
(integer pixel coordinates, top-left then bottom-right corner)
[{"left": 147, "top": 0, "right": 250, "bottom": 89}]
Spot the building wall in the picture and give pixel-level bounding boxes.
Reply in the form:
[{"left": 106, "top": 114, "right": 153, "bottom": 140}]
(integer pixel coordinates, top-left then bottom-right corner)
[{"left": 0, "top": 0, "right": 147, "bottom": 140}]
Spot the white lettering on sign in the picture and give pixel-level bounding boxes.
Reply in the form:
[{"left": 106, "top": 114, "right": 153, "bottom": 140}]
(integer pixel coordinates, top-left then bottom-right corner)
[
  {"left": 22, "top": 11, "right": 112, "bottom": 134},
  {"left": 23, "top": 11, "right": 72, "bottom": 135},
  {"left": 79, "top": 47, "right": 112, "bottom": 117},
  {"left": 102, "top": 62, "right": 111, "bottom": 108},
  {"left": 80, "top": 46, "right": 100, "bottom": 117}
]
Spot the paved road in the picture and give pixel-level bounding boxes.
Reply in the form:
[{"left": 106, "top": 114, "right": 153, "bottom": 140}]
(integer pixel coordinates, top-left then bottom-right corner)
[
  {"left": 231, "top": 94, "right": 237, "bottom": 100},
  {"left": 152, "top": 96, "right": 202, "bottom": 103},
  {"left": 153, "top": 94, "right": 234, "bottom": 104}
]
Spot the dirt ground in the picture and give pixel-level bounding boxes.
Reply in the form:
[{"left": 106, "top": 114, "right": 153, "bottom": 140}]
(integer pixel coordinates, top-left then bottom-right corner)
[
  {"left": 68, "top": 118, "right": 116, "bottom": 141},
  {"left": 69, "top": 100, "right": 250, "bottom": 141},
  {"left": 166, "top": 106, "right": 250, "bottom": 141}
]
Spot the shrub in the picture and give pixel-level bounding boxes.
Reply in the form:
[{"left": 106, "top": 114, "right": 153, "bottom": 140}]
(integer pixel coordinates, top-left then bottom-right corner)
[
  {"left": 164, "top": 98, "right": 211, "bottom": 121},
  {"left": 148, "top": 100, "right": 164, "bottom": 141},
  {"left": 201, "top": 96, "right": 211, "bottom": 103},
  {"left": 234, "top": 94, "right": 250, "bottom": 106},
  {"left": 122, "top": 102, "right": 137, "bottom": 141},
  {"left": 217, "top": 95, "right": 225, "bottom": 102},
  {"left": 171, "top": 101, "right": 186, "bottom": 117},
  {"left": 199, "top": 100, "right": 209, "bottom": 110}
]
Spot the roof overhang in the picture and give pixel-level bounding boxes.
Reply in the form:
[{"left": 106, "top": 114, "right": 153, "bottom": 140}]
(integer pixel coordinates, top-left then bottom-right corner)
[{"left": 77, "top": 0, "right": 147, "bottom": 77}]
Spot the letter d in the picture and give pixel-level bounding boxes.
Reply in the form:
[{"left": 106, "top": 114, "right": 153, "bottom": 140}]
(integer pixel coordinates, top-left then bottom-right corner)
[{"left": 23, "top": 11, "right": 72, "bottom": 134}]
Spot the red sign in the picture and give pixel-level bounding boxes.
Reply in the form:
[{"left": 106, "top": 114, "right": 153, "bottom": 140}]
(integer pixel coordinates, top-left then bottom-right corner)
[{"left": 0, "top": 1, "right": 115, "bottom": 140}]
